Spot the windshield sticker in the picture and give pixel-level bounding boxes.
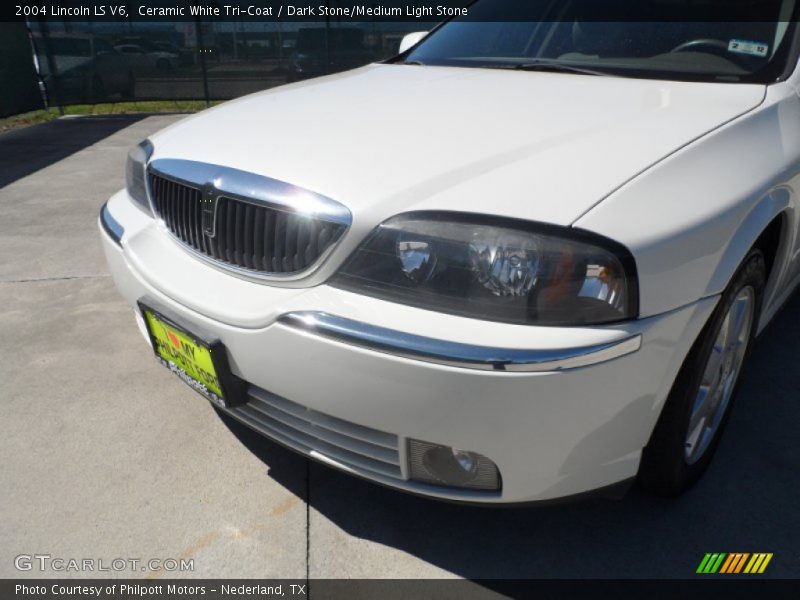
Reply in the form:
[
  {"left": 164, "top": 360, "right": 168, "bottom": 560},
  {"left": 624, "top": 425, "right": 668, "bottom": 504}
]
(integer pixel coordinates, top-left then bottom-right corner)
[{"left": 728, "top": 39, "right": 769, "bottom": 58}]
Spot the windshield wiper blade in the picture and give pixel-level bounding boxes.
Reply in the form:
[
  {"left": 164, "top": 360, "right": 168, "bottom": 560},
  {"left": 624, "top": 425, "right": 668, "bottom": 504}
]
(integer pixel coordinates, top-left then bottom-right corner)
[{"left": 512, "top": 61, "right": 610, "bottom": 76}]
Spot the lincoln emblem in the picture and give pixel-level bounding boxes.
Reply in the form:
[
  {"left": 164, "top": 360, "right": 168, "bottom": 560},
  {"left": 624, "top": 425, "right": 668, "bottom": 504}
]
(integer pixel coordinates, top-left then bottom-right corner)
[{"left": 201, "top": 184, "right": 218, "bottom": 238}]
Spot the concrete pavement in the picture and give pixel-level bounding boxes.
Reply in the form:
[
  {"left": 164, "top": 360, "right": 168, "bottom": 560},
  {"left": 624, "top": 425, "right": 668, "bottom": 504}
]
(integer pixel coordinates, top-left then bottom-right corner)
[{"left": 0, "top": 116, "right": 306, "bottom": 579}]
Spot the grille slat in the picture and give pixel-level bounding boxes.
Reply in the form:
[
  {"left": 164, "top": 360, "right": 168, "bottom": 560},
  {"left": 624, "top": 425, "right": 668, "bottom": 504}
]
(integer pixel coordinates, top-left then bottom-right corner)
[
  {"left": 273, "top": 211, "right": 286, "bottom": 273},
  {"left": 244, "top": 400, "right": 400, "bottom": 466},
  {"left": 284, "top": 218, "right": 297, "bottom": 272},
  {"left": 233, "top": 200, "right": 243, "bottom": 267},
  {"left": 180, "top": 185, "right": 188, "bottom": 246},
  {"left": 191, "top": 188, "right": 202, "bottom": 251},
  {"left": 166, "top": 180, "right": 175, "bottom": 233},
  {"left": 177, "top": 183, "right": 186, "bottom": 242},
  {"left": 183, "top": 185, "right": 192, "bottom": 245},
  {"left": 305, "top": 221, "right": 319, "bottom": 267},
  {"left": 249, "top": 386, "right": 398, "bottom": 450},
  {"left": 229, "top": 386, "right": 402, "bottom": 481},
  {"left": 177, "top": 183, "right": 185, "bottom": 243},
  {"left": 262, "top": 211, "right": 275, "bottom": 271},
  {"left": 253, "top": 206, "right": 265, "bottom": 271},
  {"left": 225, "top": 197, "right": 235, "bottom": 264},
  {"left": 243, "top": 203, "right": 254, "bottom": 270},
  {"left": 183, "top": 185, "right": 193, "bottom": 248},
  {"left": 215, "top": 196, "right": 227, "bottom": 261},
  {"left": 208, "top": 200, "right": 219, "bottom": 259},
  {"left": 295, "top": 220, "right": 309, "bottom": 271},
  {"left": 149, "top": 172, "right": 347, "bottom": 277},
  {"left": 166, "top": 180, "right": 174, "bottom": 231},
  {"left": 197, "top": 191, "right": 207, "bottom": 254},
  {"left": 161, "top": 179, "right": 171, "bottom": 231}
]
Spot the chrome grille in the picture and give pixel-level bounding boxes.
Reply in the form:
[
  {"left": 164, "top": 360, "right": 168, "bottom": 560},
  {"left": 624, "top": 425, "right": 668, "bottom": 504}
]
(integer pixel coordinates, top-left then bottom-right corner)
[
  {"left": 148, "top": 169, "right": 348, "bottom": 277},
  {"left": 228, "top": 386, "right": 402, "bottom": 480}
]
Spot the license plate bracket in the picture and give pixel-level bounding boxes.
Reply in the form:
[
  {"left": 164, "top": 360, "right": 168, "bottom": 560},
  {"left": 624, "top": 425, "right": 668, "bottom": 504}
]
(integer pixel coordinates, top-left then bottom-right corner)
[{"left": 138, "top": 299, "right": 244, "bottom": 408}]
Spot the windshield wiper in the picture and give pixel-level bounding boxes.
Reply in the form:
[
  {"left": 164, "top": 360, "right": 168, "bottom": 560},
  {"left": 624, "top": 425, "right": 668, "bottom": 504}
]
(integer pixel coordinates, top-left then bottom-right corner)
[
  {"left": 400, "top": 59, "right": 612, "bottom": 76},
  {"left": 510, "top": 61, "right": 611, "bottom": 77}
]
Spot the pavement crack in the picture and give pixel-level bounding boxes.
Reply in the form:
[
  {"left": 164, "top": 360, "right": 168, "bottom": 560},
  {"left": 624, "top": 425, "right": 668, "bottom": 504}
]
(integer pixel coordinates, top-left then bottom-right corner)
[{"left": 0, "top": 274, "right": 111, "bottom": 284}]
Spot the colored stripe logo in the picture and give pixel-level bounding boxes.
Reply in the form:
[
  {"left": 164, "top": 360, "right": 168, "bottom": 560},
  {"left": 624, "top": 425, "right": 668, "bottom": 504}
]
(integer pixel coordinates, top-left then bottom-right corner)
[{"left": 697, "top": 553, "right": 773, "bottom": 574}]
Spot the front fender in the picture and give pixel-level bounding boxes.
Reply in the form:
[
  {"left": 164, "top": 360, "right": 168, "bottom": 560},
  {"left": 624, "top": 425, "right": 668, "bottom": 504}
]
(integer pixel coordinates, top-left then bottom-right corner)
[
  {"left": 706, "top": 188, "right": 792, "bottom": 300},
  {"left": 575, "top": 87, "right": 800, "bottom": 320}
]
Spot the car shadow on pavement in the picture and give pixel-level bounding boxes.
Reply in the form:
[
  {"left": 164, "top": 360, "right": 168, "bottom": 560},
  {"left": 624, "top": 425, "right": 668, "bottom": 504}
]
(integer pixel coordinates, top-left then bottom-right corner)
[
  {"left": 0, "top": 115, "right": 147, "bottom": 189},
  {"left": 214, "top": 409, "right": 310, "bottom": 503},
  {"left": 217, "top": 291, "right": 800, "bottom": 580}
]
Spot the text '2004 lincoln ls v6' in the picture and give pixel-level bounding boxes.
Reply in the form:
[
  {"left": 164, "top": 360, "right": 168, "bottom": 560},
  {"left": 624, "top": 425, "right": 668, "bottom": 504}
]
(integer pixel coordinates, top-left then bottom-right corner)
[{"left": 100, "top": 0, "right": 800, "bottom": 503}]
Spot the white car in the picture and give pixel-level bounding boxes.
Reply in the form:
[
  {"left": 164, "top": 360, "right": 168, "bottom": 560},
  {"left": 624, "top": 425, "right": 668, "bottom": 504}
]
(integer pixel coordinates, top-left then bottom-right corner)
[
  {"left": 114, "top": 44, "right": 178, "bottom": 73},
  {"left": 100, "top": 3, "right": 800, "bottom": 504}
]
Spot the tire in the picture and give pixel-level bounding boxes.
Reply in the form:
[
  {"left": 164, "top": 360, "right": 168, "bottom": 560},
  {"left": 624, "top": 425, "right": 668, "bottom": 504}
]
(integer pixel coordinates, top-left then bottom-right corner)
[{"left": 638, "top": 248, "right": 766, "bottom": 496}]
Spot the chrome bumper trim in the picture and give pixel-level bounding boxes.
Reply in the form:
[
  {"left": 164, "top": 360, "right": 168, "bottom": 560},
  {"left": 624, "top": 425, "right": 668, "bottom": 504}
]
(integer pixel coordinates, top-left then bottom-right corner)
[
  {"left": 99, "top": 203, "right": 124, "bottom": 246},
  {"left": 278, "top": 311, "right": 642, "bottom": 372}
]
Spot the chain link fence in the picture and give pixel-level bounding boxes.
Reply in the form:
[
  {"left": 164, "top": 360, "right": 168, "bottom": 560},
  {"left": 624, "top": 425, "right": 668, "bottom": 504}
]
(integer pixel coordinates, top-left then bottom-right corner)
[
  {"left": 24, "top": 16, "right": 430, "bottom": 111},
  {"left": 0, "top": 23, "right": 45, "bottom": 117}
]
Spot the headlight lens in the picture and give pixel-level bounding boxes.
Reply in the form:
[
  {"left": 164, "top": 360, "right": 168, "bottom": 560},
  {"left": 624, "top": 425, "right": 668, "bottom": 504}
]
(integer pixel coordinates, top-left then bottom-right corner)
[
  {"left": 332, "top": 213, "right": 637, "bottom": 326},
  {"left": 125, "top": 139, "right": 153, "bottom": 215}
]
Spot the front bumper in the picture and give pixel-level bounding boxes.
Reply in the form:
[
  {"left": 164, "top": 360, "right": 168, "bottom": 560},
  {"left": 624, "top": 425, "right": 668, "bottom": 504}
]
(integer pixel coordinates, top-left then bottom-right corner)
[{"left": 100, "top": 192, "right": 717, "bottom": 503}]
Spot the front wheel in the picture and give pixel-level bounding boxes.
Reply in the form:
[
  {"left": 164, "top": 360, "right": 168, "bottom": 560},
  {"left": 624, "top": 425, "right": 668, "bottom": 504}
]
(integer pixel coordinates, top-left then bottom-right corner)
[{"left": 638, "top": 248, "right": 765, "bottom": 496}]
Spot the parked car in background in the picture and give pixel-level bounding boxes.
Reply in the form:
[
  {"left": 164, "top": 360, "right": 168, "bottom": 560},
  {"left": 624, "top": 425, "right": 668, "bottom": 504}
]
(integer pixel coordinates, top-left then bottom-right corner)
[
  {"left": 33, "top": 33, "right": 134, "bottom": 103},
  {"left": 115, "top": 43, "right": 178, "bottom": 74},
  {"left": 116, "top": 37, "right": 194, "bottom": 67},
  {"left": 152, "top": 40, "right": 194, "bottom": 66},
  {"left": 100, "top": 0, "right": 800, "bottom": 504}
]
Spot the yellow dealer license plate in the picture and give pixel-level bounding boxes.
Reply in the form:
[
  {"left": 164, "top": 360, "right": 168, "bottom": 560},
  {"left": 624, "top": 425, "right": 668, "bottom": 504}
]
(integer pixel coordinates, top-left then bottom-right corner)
[{"left": 141, "top": 304, "right": 229, "bottom": 406}]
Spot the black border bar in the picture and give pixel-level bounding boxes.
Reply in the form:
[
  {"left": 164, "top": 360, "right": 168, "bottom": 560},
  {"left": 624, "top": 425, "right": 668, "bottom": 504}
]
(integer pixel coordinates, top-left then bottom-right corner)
[
  {"left": 4, "top": 0, "right": 796, "bottom": 23},
  {"left": 5, "top": 579, "right": 800, "bottom": 600}
]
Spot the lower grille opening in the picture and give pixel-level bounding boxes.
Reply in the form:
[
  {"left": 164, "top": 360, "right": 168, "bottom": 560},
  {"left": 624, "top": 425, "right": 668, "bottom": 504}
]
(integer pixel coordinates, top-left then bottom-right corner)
[{"left": 227, "top": 386, "right": 402, "bottom": 481}]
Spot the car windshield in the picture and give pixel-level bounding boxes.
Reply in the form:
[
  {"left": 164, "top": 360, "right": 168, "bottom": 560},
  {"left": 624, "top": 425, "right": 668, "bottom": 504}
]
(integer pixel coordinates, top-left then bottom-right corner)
[{"left": 404, "top": 0, "right": 798, "bottom": 83}]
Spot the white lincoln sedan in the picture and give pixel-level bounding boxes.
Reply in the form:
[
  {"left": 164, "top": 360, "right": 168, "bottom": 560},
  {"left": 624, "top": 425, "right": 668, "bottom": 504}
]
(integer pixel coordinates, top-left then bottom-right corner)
[{"left": 99, "top": 2, "right": 800, "bottom": 503}]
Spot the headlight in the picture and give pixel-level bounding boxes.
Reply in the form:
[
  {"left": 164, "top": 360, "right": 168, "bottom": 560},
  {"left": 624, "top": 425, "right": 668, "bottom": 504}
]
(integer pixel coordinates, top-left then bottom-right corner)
[
  {"left": 126, "top": 139, "right": 154, "bottom": 215},
  {"left": 332, "top": 212, "right": 638, "bottom": 326}
]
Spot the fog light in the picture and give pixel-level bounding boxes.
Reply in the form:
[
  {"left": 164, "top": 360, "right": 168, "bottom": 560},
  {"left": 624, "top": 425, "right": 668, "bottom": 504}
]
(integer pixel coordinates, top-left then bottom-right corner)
[{"left": 408, "top": 439, "right": 500, "bottom": 491}]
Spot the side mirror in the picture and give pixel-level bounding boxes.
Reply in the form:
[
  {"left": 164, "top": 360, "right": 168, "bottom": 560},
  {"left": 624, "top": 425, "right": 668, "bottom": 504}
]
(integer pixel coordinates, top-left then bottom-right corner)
[{"left": 399, "top": 31, "right": 428, "bottom": 54}]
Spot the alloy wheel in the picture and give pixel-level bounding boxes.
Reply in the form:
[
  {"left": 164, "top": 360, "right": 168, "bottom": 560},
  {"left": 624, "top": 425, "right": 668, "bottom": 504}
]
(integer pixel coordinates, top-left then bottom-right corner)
[{"left": 684, "top": 286, "right": 755, "bottom": 464}]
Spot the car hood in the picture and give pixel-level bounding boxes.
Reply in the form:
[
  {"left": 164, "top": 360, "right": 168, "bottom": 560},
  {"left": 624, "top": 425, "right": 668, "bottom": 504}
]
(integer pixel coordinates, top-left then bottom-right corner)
[{"left": 150, "top": 64, "right": 766, "bottom": 226}]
